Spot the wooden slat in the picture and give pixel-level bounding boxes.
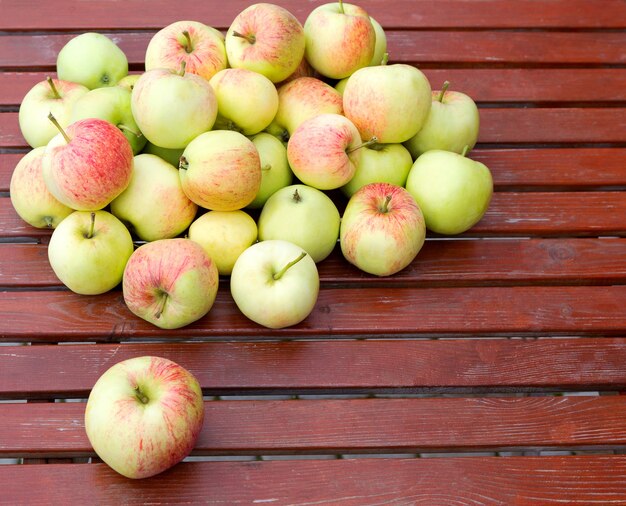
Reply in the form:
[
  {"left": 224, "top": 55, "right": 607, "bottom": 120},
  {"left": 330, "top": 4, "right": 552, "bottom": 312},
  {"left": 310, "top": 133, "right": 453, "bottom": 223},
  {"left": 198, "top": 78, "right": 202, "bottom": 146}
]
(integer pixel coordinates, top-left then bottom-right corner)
[
  {"left": 1, "top": 285, "right": 625, "bottom": 342},
  {"left": 4, "top": 457, "right": 626, "bottom": 504},
  {"left": 4, "top": 338, "right": 626, "bottom": 398}
]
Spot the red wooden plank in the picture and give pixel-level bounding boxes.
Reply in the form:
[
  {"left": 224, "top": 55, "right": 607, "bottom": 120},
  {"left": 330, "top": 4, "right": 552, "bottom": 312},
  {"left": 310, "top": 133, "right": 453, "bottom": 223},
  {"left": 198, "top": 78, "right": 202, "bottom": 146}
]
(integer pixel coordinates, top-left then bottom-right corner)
[
  {"left": 3, "top": 338, "right": 626, "bottom": 398},
  {"left": 1, "top": 285, "right": 625, "bottom": 342},
  {"left": 3, "top": 457, "right": 626, "bottom": 504}
]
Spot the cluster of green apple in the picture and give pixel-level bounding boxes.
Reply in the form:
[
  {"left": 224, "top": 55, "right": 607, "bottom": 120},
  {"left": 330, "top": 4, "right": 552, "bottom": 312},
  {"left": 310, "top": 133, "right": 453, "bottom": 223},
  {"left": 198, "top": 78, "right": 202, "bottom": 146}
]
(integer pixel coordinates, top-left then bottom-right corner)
[{"left": 10, "top": 1, "right": 493, "bottom": 332}]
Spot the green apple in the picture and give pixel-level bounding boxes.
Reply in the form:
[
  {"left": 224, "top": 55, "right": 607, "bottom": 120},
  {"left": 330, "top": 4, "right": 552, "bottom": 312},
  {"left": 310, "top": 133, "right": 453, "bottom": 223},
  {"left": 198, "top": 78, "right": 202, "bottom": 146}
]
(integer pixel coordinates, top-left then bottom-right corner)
[
  {"left": 110, "top": 154, "right": 198, "bottom": 241},
  {"left": 340, "top": 182, "right": 426, "bottom": 276},
  {"left": 9, "top": 147, "right": 73, "bottom": 228},
  {"left": 47, "top": 210, "right": 134, "bottom": 294},
  {"left": 188, "top": 210, "right": 258, "bottom": 276},
  {"left": 405, "top": 149, "right": 493, "bottom": 235},
  {"left": 209, "top": 68, "right": 279, "bottom": 135},
  {"left": 247, "top": 132, "right": 293, "bottom": 209},
  {"left": 404, "top": 81, "right": 480, "bottom": 159},
  {"left": 123, "top": 238, "right": 219, "bottom": 329},
  {"left": 343, "top": 64, "right": 432, "bottom": 143},
  {"left": 56, "top": 32, "right": 128, "bottom": 89},
  {"left": 368, "top": 16, "right": 387, "bottom": 66},
  {"left": 71, "top": 86, "right": 147, "bottom": 154},
  {"left": 141, "top": 142, "right": 185, "bottom": 167},
  {"left": 258, "top": 184, "right": 340, "bottom": 263},
  {"left": 342, "top": 142, "right": 413, "bottom": 197},
  {"left": 116, "top": 74, "right": 141, "bottom": 92},
  {"left": 230, "top": 240, "right": 319, "bottom": 329}
]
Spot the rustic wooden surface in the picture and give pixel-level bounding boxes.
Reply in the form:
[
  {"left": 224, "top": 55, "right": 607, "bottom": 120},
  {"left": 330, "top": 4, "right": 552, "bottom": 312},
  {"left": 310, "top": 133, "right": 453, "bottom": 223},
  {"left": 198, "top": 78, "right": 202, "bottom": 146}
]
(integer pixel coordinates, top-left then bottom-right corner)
[{"left": 1, "top": 0, "right": 626, "bottom": 503}]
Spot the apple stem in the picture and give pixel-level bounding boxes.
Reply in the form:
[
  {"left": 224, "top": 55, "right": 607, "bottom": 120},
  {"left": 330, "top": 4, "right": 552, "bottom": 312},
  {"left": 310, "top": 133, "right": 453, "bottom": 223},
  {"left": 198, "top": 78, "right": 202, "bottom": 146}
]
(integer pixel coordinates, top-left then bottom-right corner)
[
  {"left": 232, "top": 31, "right": 256, "bottom": 45},
  {"left": 273, "top": 251, "right": 307, "bottom": 280},
  {"left": 155, "top": 292, "right": 168, "bottom": 319},
  {"left": 338, "top": 0, "right": 345, "bottom": 14},
  {"left": 47, "top": 112, "right": 71, "bottom": 144},
  {"left": 381, "top": 53, "right": 389, "bottom": 66},
  {"left": 118, "top": 124, "right": 142, "bottom": 137},
  {"left": 346, "top": 136, "right": 378, "bottom": 154},
  {"left": 292, "top": 188, "right": 302, "bottom": 203},
  {"left": 182, "top": 30, "right": 192, "bottom": 53},
  {"left": 380, "top": 194, "right": 393, "bottom": 214},
  {"left": 86, "top": 212, "right": 96, "bottom": 239},
  {"left": 135, "top": 386, "right": 149, "bottom": 405},
  {"left": 261, "top": 164, "right": 272, "bottom": 171},
  {"left": 44, "top": 216, "right": 54, "bottom": 228},
  {"left": 437, "top": 81, "right": 450, "bottom": 103},
  {"left": 179, "top": 156, "right": 189, "bottom": 170},
  {"left": 46, "top": 76, "right": 62, "bottom": 100},
  {"left": 178, "top": 60, "right": 187, "bottom": 77},
  {"left": 461, "top": 145, "right": 470, "bottom": 157}
]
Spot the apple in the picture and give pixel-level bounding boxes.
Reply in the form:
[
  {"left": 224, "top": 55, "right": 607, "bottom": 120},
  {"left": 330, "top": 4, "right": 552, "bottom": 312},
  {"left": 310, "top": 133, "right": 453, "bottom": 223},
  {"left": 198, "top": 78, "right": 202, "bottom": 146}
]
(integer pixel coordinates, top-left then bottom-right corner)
[
  {"left": 110, "top": 154, "right": 198, "bottom": 242},
  {"left": 131, "top": 65, "right": 217, "bottom": 149},
  {"left": 287, "top": 113, "right": 374, "bottom": 190},
  {"left": 247, "top": 132, "right": 292, "bottom": 208},
  {"left": 48, "top": 210, "right": 134, "bottom": 294},
  {"left": 368, "top": 16, "right": 387, "bottom": 66},
  {"left": 404, "top": 81, "right": 480, "bottom": 159},
  {"left": 179, "top": 130, "right": 261, "bottom": 211},
  {"left": 43, "top": 115, "right": 134, "bottom": 211},
  {"left": 84, "top": 356, "right": 204, "bottom": 479},
  {"left": 304, "top": 1, "right": 375, "bottom": 79},
  {"left": 188, "top": 210, "right": 258, "bottom": 276},
  {"left": 56, "top": 32, "right": 128, "bottom": 89},
  {"left": 340, "top": 182, "right": 426, "bottom": 276},
  {"left": 343, "top": 64, "right": 432, "bottom": 143},
  {"left": 9, "top": 147, "right": 73, "bottom": 228},
  {"left": 230, "top": 239, "right": 319, "bottom": 329},
  {"left": 209, "top": 68, "right": 279, "bottom": 135},
  {"left": 141, "top": 142, "right": 185, "bottom": 168},
  {"left": 225, "top": 3, "right": 305, "bottom": 83},
  {"left": 341, "top": 142, "right": 413, "bottom": 197},
  {"left": 145, "top": 20, "right": 227, "bottom": 81},
  {"left": 405, "top": 148, "right": 493, "bottom": 235},
  {"left": 117, "top": 74, "right": 141, "bottom": 92},
  {"left": 123, "top": 238, "right": 219, "bottom": 329},
  {"left": 18, "top": 77, "right": 89, "bottom": 148},
  {"left": 71, "top": 86, "right": 147, "bottom": 154},
  {"left": 258, "top": 184, "right": 340, "bottom": 263},
  {"left": 275, "top": 56, "right": 316, "bottom": 86}
]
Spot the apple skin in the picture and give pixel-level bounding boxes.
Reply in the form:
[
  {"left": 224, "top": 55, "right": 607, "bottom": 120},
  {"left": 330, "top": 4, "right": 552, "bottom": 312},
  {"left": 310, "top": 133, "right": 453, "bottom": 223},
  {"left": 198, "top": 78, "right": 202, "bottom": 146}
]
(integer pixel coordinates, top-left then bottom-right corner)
[
  {"left": 57, "top": 32, "right": 128, "bottom": 89},
  {"left": 342, "top": 142, "right": 413, "bottom": 197},
  {"left": 368, "top": 16, "right": 387, "bottom": 66},
  {"left": 343, "top": 64, "right": 432, "bottom": 143},
  {"left": 230, "top": 239, "right": 319, "bottom": 329},
  {"left": 117, "top": 74, "right": 141, "bottom": 92},
  {"left": 145, "top": 20, "right": 227, "bottom": 81},
  {"left": 404, "top": 86, "right": 480, "bottom": 159},
  {"left": 43, "top": 118, "right": 134, "bottom": 211},
  {"left": 71, "top": 86, "right": 147, "bottom": 154},
  {"left": 209, "top": 68, "right": 279, "bottom": 135},
  {"left": 405, "top": 150, "right": 493, "bottom": 235},
  {"left": 141, "top": 142, "right": 185, "bottom": 168},
  {"left": 226, "top": 3, "right": 305, "bottom": 83},
  {"left": 340, "top": 182, "right": 426, "bottom": 276},
  {"left": 287, "top": 113, "right": 362, "bottom": 190},
  {"left": 110, "top": 154, "right": 198, "bottom": 242},
  {"left": 188, "top": 210, "right": 258, "bottom": 276},
  {"left": 18, "top": 78, "right": 89, "bottom": 148},
  {"left": 84, "top": 356, "right": 204, "bottom": 479},
  {"left": 258, "top": 184, "right": 340, "bottom": 263},
  {"left": 48, "top": 210, "right": 134, "bottom": 295},
  {"left": 247, "top": 132, "right": 293, "bottom": 209},
  {"left": 9, "top": 147, "right": 73, "bottom": 228},
  {"left": 304, "top": 2, "right": 375, "bottom": 79},
  {"left": 179, "top": 130, "right": 261, "bottom": 211},
  {"left": 123, "top": 238, "right": 219, "bottom": 329},
  {"left": 131, "top": 68, "right": 217, "bottom": 150}
]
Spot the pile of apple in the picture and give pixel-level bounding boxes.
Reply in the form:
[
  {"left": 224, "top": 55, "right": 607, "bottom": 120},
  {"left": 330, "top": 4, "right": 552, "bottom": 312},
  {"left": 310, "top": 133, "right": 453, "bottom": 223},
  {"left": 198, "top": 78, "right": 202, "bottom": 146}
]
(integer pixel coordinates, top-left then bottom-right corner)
[{"left": 11, "top": 1, "right": 493, "bottom": 333}]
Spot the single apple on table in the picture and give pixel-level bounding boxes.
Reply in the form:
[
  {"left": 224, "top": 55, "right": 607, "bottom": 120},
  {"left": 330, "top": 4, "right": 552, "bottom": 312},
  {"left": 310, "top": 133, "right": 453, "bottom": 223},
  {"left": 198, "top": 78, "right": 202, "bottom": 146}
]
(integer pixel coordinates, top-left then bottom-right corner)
[
  {"left": 84, "top": 356, "right": 205, "bottom": 479},
  {"left": 110, "top": 154, "right": 198, "bottom": 242},
  {"left": 9, "top": 147, "right": 73, "bottom": 229},
  {"left": 123, "top": 238, "right": 219, "bottom": 329},
  {"left": 47, "top": 210, "right": 134, "bottom": 294},
  {"left": 230, "top": 239, "right": 319, "bottom": 329},
  {"left": 247, "top": 132, "right": 293, "bottom": 209},
  {"left": 404, "top": 81, "right": 480, "bottom": 159},
  {"left": 405, "top": 148, "right": 493, "bottom": 235},
  {"left": 258, "top": 184, "right": 340, "bottom": 263},
  {"left": 43, "top": 115, "right": 134, "bottom": 211},
  {"left": 145, "top": 20, "right": 228, "bottom": 81},
  {"left": 56, "top": 32, "right": 128, "bottom": 89},
  {"left": 225, "top": 3, "right": 305, "bottom": 83},
  {"left": 340, "top": 182, "right": 426, "bottom": 276},
  {"left": 188, "top": 210, "right": 258, "bottom": 276},
  {"left": 18, "top": 77, "right": 88, "bottom": 148}
]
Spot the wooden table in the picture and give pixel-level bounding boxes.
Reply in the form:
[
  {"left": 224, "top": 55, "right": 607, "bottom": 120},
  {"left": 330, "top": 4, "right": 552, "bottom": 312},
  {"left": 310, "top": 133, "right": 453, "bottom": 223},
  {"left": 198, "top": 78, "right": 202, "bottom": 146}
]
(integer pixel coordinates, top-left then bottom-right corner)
[{"left": 2, "top": 0, "right": 626, "bottom": 503}]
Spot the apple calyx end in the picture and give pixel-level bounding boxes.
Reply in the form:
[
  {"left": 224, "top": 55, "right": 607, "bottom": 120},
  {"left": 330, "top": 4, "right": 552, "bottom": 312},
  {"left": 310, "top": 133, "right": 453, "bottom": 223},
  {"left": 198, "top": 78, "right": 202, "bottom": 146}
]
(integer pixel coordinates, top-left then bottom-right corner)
[
  {"left": 261, "top": 164, "right": 272, "bottom": 171},
  {"left": 47, "top": 112, "right": 71, "bottom": 144},
  {"left": 85, "top": 212, "right": 96, "bottom": 239},
  {"left": 232, "top": 31, "right": 256, "bottom": 45},
  {"left": 273, "top": 251, "right": 308, "bottom": 280},
  {"left": 44, "top": 216, "right": 54, "bottom": 228},
  {"left": 347, "top": 136, "right": 378, "bottom": 154},
  {"left": 46, "top": 76, "right": 62, "bottom": 100},
  {"left": 437, "top": 81, "right": 451, "bottom": 103},
  {"left": 292, "top": 188, "right": 302, "bottom": 203},
  {"left": 182, "top": 30, "right": 193, "bottom": 54},
  {"left": 461, "top": 145, "right": 470, "bottom": 157},
  {"left": 179, "top": 156, "right": 189, "bottom": 170}
]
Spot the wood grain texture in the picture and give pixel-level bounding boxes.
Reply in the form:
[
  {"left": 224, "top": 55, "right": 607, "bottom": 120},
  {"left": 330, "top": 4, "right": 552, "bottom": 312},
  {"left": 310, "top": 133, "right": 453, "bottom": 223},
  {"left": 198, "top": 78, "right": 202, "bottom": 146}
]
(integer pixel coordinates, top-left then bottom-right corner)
[
  {"left": 1, "top": 285, "right": 625, "bottom": 342},
  {"left": 4, "top": 338, "right": 626, "bottom": 398},
  {"left": 3, "top": 457, "right": 626, "bottom": 504}
]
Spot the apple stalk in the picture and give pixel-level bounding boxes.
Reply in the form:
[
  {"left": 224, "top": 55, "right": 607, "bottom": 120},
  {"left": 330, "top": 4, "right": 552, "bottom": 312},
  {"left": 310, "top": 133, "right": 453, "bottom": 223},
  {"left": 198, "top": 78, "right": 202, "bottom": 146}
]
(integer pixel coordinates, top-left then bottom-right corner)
[
  {"left": 461, "top": 145, "right": 470, "bottom": 157},
  {"left": 232, "top": 31, "right": 256, "bottom": 45},
  {"left": 47, "top": 112, "right": 71, "bottom": 143},
  {"left": 273, "top": 251, "right": 307, "bottom": 280},
  {"left": 46, "top": 76, "right": 62, "bottom": 100},
  {"left": 134, "top": 385, "right": 150, "bottom": 405},
  {"left": 85, "top": 212, "right": 96, "bottom": 239},
  {"left": 182, "top": 30, "right": 193, "bottom": 53},
  {"left": 154, "top": 290, "right": 169, "bottom": 319},
  {"left": 379, "top": 194, "right": 393, "bottom": 213},
  {"left": 346, "top": 136, "right": 378, "bottom": 154},
  {"left": 437, "top": 81, "right": 451, "bottom": 103}
]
